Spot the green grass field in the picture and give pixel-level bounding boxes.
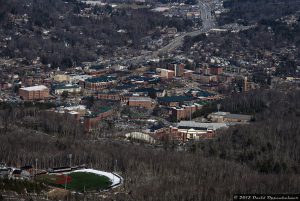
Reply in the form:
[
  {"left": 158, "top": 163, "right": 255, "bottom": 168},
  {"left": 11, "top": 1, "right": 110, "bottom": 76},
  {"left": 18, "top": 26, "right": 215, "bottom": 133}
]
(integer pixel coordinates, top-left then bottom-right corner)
[{"left": 36, "top": 172, "right": 112, "bottom": 192}]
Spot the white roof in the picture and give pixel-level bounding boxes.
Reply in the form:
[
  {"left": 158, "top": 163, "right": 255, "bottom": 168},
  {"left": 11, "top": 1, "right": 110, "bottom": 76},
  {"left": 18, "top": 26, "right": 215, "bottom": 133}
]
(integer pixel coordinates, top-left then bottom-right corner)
[
  {"left": 20, "top": 85, "right": 48, "bottom": 91},
  {"left": 152, "top": 7, "right": 170, "bottom": 12},
  {"left": 64, "top": 105, "right": 86, "bottom": 111},
  {"left": 177, "top": 121, "right": 228, "bottom": 130}
]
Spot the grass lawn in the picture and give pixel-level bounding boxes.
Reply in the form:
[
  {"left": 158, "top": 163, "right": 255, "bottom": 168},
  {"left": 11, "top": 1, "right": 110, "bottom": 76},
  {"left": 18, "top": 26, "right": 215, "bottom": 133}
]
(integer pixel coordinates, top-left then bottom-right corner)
[{"left": 36, "top": 172, "right": 112, "bottom": 192}]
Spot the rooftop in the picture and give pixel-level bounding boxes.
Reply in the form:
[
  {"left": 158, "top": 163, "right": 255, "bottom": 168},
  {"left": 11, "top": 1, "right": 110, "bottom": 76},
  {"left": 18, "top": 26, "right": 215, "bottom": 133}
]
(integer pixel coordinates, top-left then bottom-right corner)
[
  {"left": 225, "top": 113, "right": 252, "bottom": 121},
  {"left": 177, "top": 121, "right": 228, "bottom": 131},
  {"left": 85, "top": 76, "right": 116, "bottom": 83},
  {"left": 158, "top": 96, "right": 194, "bottom": 103},
  {"left": 129, "top": 97, "right": 152, "bottom": 102},
  {"left": 90, "top": 64, "right": 107, "bottom": 70},
  {"left": 132, "top": 88, "right": 164, "bottom": 94},
  {"left": 54, "top": 84, "right": 80, "bottom": 90},
  {"left": 20, "top": 85, "right": 48, "bottom": 91}
]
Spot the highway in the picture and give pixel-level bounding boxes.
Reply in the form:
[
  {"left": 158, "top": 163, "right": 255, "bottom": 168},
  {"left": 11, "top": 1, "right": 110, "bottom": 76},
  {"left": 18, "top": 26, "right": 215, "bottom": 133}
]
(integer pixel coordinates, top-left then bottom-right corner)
[{"left": 124, "top": 0, "right": 217, "bottom": 65}]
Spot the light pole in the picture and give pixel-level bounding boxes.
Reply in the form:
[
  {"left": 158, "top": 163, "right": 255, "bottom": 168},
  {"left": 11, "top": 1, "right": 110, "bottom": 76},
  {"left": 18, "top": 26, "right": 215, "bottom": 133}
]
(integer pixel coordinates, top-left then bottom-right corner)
[
  {"left": 64, "top": 174, "right": 67, "bottom": 190},
  {"left": 68, "top": 154, "right": 72, "bottom": 168},
  {"left": 35, "top": 158, "right": 38, "bottom": 176}
]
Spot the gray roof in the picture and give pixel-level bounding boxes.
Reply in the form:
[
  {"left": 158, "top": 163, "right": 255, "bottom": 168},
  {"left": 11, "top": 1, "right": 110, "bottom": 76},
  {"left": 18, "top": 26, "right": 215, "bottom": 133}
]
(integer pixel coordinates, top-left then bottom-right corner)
[
  {"left": 129, "top": 97, "right": 152, "bottom": 102},
  {"left": 225, "top": 114, "right": 252, "bottom": 121},
  {"left": 177, "top": 121, "right": 228, "bottom": 130}
]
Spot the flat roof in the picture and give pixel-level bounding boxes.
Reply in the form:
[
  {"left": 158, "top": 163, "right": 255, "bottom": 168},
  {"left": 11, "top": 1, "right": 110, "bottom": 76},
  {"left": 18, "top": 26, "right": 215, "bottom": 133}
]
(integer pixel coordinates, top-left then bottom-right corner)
[
  {"left": 20, "top": 85, "right": 48, "bottom": 91},
  {"left": 129, "top": 97, "right": 152, "bottom": 102},
  {"left": 158, "top": 96, "right": 194, "bottom": 103},
  {"left": 225, "top": 113, "right": 252, "bottom": 121},
  {"left": 177, "top": 121, "right": 228, "bottom": 130},
  {"left": 85, "top": 76, "right": 116, "bottom": 83}
]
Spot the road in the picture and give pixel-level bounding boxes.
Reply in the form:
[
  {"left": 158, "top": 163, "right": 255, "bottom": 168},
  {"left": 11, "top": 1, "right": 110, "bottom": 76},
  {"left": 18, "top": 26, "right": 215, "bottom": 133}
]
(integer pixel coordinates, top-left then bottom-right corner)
[
  {"left": 124, "top": 0, "right": 217, "bottom": 65},
  {"left": 157, "top": 1, "right": 215, "bottom": 54}
]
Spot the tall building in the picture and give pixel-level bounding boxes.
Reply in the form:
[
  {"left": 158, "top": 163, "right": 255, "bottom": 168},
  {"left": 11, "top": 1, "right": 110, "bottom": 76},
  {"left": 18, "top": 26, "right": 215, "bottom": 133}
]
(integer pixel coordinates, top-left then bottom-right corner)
[
  {"left": 168, "top": 62, "right": 185, "bottom": 77},
  {"left": 243, "top": 76, "right": 251, "bottom": 92}
]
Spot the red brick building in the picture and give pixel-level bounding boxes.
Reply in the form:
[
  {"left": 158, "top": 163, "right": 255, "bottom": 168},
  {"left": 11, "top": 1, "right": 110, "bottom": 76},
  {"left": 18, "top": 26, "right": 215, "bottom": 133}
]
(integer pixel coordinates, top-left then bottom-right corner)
[
  {"left": 183, "top": 70, "right": 194, "bottom": 79},
  {"left": 96, "top": 92, "right": 121, "bottom": 101},
  {"left": 168, "top": 62, "right": 185, "bottom": 77},
  {"left": 128, "top": 97, "right": 154, "bottom": 109},
  {"left": 160, "top": 69, "right": 175, "bottom": 79},
  {"left": 210, "top": 66, "right": 223, "bottom": 75},
  {"left": 19, "top": 85, "right": 49, "bottom": 101},
  {"left": 84, "top": 76, "right": 117, "bottom": 91},
  {"left": 0, "top": 82, "right": 11, "bottom": 90},
  {"left": 84, "top": 107, "right": 114, "bottom": 132},
  {"left": 170, "top": 104, "right": 202, "bottom": 121}
]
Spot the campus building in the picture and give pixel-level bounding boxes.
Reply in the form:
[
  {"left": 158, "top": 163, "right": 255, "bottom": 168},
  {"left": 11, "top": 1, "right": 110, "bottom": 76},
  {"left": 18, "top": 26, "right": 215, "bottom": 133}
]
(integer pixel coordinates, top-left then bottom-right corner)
[
  {"left": 83, "top": 76, "right": 117, "bottom": 91},
  {"left": 19, "top": 85, "right": 49, "bottom": 101},
  {"left": 128, "top": 97, "right": 154, "bottom": 109}
]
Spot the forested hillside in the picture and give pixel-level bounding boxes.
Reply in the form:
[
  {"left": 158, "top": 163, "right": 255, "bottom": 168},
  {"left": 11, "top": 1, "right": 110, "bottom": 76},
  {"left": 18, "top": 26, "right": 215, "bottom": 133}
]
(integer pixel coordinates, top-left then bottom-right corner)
[
  {"left": 182, "top": 0, "right": 300, "bottom": 76},
  {"left": 219, "top": 0, "right": 300, "bottom": 25},
  {"left": 0, "top": 88, "right": 299, "bottom": 201},
  {"left": 0, "top": 0, "right": 193, "bottom": 69}
]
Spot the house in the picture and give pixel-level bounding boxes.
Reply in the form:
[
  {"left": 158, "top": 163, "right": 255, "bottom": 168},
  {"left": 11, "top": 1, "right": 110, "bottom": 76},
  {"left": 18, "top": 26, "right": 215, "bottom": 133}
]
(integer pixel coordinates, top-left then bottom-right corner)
[{"left": 19, "top": 85, "right": 49, "bottom": 101}]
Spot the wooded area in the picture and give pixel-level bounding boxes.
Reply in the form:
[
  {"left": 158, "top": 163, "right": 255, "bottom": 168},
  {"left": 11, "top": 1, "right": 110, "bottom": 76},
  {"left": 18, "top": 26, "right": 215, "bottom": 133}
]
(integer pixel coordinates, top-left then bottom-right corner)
[
  {"left": 0, "top": 0, "right": 193, "bottom": 69},
  {"left": 0, "top": 88, "right": 299, "bottom": 201}
]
